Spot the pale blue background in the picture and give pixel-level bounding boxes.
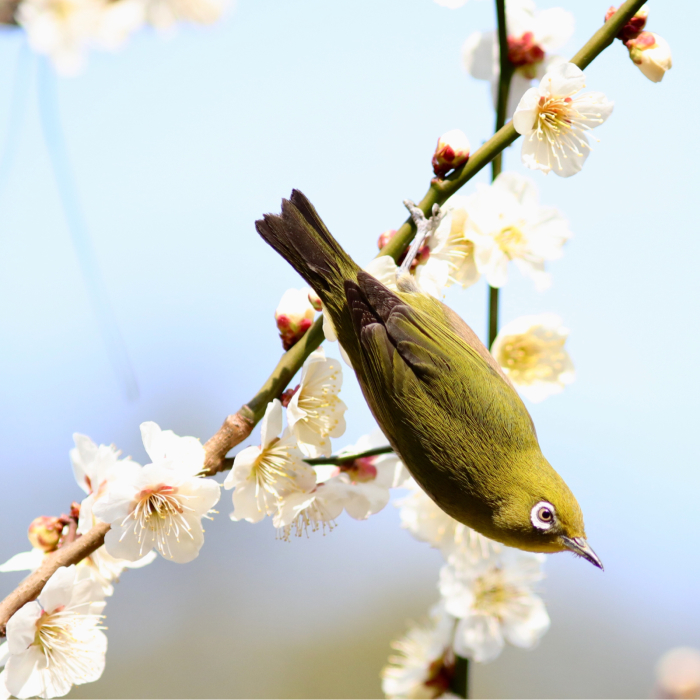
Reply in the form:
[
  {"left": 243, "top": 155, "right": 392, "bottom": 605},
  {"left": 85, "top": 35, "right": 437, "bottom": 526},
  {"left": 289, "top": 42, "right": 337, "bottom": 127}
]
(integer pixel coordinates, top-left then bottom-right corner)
[{"left": 0, "top": 0, "right": 696, "bottom": 697}]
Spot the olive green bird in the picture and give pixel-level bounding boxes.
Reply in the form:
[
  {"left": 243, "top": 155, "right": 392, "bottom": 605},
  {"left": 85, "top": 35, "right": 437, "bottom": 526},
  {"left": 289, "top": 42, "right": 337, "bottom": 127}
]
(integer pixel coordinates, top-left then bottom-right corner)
[{"left": 256, "top": 190, "right": 602, "bottom": 569}]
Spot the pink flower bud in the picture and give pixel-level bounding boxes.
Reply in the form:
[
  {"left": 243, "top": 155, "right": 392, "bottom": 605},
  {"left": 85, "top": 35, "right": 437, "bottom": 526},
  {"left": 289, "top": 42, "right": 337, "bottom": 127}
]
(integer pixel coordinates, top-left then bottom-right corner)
[
  {"left": 340, "top": 457, "right": 378, "bottom": 483},
  {"left": 307, "top": 290, "right": 322, "bottom": 312},
  {"left": 432, "top": 129, "right": 470, "bottom": 178},
  {"left": 377, "top": 229, "right": 397, "bottom": 251},
  {"left": 507, "top": 32, "right": 545, "bottom": 70},
  {"left": 626, "top": 32, "right": 672, "bottom": 83},
  {"left": 28, "top": 515, "right": 63, "bottom": 552},
  {"left": 377, "top": 228, "right": 430, "bottom": 270},
  {"left": 605, "top": 6, "right": 648, "bottom": 42},
  {"left": 275, "top": 288, "right": 316, "bottom": 350}
]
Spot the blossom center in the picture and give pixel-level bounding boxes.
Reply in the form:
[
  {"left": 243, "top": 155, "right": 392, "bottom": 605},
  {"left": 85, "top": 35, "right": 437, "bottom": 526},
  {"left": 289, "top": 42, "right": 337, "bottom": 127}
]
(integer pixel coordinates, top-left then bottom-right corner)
[
  {"left": 125, "top": 483, "right": 194, "bottom": 557},
  {"left": 298, "top": 370, "right": 342, "bottom": 437},
  {"left": 339, "top": 457, "right": 378, "bottom": 483},
  {"left": 252, "top": 441, "right": 301, "bottom": 494},
  {"left": 33, "top": 607, "right": 103, "bottom": 681},
  {"left": 498, "top": 332, "right": 567, "bottom": 383},
  {"left": 473, "top": 572, "right": 522, "bottom": 617},
  {"left": 495, "top": 225, "right": 526, "bottom": 258}
]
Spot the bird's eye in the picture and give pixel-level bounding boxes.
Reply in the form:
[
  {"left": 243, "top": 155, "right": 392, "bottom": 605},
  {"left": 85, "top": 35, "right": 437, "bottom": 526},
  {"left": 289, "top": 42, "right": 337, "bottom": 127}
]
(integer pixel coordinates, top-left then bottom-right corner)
[{"left": 531, "top": 501, "right": 556, "bottom": 531}]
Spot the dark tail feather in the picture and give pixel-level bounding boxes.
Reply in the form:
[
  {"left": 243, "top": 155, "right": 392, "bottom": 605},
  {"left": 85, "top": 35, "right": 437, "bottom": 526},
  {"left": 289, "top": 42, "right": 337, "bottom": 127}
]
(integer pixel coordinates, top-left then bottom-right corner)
[{"left": 255, "top": 190, "right": 358, "bottom": 299}]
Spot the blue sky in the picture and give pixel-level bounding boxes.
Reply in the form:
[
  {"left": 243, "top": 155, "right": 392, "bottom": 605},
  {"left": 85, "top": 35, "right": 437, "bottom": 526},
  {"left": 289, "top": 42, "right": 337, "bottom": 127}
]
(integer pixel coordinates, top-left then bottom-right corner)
[{"left": 0, "top": 0, "right": 696, "bottom": 697}]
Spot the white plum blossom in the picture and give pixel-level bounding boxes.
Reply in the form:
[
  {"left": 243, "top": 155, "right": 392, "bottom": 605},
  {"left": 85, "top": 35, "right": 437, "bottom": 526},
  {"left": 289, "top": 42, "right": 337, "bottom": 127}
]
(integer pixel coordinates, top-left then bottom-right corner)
[
  {"left": 0, "top": 434, "right": 156, "bottom": 595},
  {"left": 439, "top": 550, "right": 550, "bottom": 663},
  {"left": 287, "top": 348, "right": 347, "bottom": 458},
  {"left": 92, "top": 422, "right": 220, "bottom": 564},
  {"left": 415, "top": 196, "right": 480, "bottom": 296},
  {"left": 491, "top": 313, "right": 575, "bottom": 403},
  {"left": 513, "top": 62, "right": 614, "bottom": 177},
  {"left": 143, "top": 0, "right": 225, "bottom": 30},
  {"left": 397, "top": 478, "right": 501, "bottom": 565},
  {"left": 462, "top": 0, "right": 574, "bottom": 118},
  {"left": 223, "top": 399, "right": 315, "bottom": 523},
  {"left": 273, "top": 480, "right": 349, "bottom": 539},
  {"left": 0, "top": 565, "right": 106, "bottom": 699},
  {"left": 17, "top": 0, "right": 143, "bottom": 76},
  {"left": 73, "top": 434, "right": 156, "bottom": 592},
  {"left": 463, "top": 171, "right": 571, "bottom": 290},
  {"left": 626, "top": 32, "right": 672, "bottom": 83},
  {"left": 381, "top": 602, "right": 457, "bottom": 699},
  {"left": 316, "top": 430, "right": 410, "bottom": 520}
]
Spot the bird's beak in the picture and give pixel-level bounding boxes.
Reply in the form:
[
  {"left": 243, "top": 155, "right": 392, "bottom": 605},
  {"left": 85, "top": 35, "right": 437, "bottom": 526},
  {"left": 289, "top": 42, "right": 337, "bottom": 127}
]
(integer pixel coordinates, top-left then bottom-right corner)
[{"left": 560, "top": 536, "right": 604, "bottom": 570}]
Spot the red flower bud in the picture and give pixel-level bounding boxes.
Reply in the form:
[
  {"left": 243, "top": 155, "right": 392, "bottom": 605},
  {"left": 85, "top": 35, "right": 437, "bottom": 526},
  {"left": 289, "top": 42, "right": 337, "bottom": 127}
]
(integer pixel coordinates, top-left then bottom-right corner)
[{"left": 432, "top": 129, "right": 470, "bottom": 179}]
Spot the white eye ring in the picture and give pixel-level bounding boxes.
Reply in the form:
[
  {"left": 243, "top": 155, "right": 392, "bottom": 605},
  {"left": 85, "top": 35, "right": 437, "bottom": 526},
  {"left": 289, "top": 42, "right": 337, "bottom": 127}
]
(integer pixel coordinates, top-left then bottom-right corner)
[{"left": 531, "top": 501, "right": 556, "bottom": 531}]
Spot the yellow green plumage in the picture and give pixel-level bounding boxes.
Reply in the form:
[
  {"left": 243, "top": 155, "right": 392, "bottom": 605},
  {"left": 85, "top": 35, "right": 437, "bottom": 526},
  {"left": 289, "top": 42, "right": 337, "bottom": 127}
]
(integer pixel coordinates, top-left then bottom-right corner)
[{"left": 256, "top": 190, "right": 601, "bottom": 568}]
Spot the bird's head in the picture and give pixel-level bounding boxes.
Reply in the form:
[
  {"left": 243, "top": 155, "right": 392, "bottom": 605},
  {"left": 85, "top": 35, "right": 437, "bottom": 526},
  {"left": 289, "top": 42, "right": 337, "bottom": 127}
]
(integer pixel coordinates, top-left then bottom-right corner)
[{"left": 492, "top": 455, "right": 603, "bottom": 570}]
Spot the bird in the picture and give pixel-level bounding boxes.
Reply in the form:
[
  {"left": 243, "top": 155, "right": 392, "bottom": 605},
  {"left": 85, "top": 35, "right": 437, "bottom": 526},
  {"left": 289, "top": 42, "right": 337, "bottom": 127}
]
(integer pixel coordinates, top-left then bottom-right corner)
[{"left": 255, "top": 189, "right": 602, "bottom": 569}]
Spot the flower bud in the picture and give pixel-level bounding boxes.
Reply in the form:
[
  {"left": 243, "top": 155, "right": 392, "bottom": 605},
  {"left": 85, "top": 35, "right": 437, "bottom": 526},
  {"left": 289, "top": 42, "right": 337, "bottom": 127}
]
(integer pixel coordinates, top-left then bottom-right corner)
[
  {"left": 377, "top": 229, "right": 397, "bottom": 251},
  {"left": 626, "top": 32, "right": 672, "bottom": 83},
  {"left": 432, "top": 129, "right": 470, "bottom": 178},
  {"left": 28, "top": 515, "right": 63, "bottom": 552},
  {"left": 507, "top": 32, "right": 545, "bottom": 70},
  {"left": 339, "top": 457, "right": 378, "bottom": 483},
  {"left": 605, "top": 6, "right": 647, "bottom": 42},
  {"left": 307, "top": 290, "right": 322, "bottom": 312},
  {"left": 275, "top": 288, "right": 316, "bottom": 350}
]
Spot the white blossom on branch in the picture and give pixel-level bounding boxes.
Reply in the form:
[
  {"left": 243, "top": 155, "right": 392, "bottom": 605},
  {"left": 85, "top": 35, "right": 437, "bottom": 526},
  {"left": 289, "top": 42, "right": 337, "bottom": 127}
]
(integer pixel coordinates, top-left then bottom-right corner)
[
  {"left": 439, "top": 550, "right": 550, "bottom": 663},
  {"left": 381, "top": 602, "right": 457, "bottom": 699},
  {"left": 0, "top": 565, "right": 106, "bottom": 699},
  {"left": 513, "top": 62, "right": 614, "bottom": 177},
  {"left": 462, "top": 0, "right": 574, "bottom": 119},
  {"left": 287, "top": 348, "right": 347, "bottom": 458},
  {"left": 223, "top": 399, "right": 315, "bottom": 523},
  {"left": 463, "top": 171, "right": 571, "bottom": 290},
  {"left": 92, "top": 422, "right": 220, "bottom": 564},
  {"left": 491, "top": 313, "right": 575, "bottom": 403}
]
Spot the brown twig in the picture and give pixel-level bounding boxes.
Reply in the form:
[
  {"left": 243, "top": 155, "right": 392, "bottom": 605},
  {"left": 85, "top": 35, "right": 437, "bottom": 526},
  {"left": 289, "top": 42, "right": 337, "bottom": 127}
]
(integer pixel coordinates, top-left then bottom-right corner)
[{"left": 0, "top": 522, "right": 110, "bottom": 636}]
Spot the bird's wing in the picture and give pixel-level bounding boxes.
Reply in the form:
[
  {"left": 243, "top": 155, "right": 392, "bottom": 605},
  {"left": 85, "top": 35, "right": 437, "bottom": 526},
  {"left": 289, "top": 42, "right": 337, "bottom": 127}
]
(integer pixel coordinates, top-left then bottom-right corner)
[
  {"left": 347, "top": 271, "right": 493, "bottom": 389},
  {"left": 344, "top": 271, "right": 537, "bottom": 447}
]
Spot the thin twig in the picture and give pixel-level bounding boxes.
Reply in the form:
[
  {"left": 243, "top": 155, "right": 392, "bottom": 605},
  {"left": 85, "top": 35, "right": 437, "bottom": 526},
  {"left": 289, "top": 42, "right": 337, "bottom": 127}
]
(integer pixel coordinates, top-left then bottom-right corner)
[{"left": 304, "top": 445, "right": 395, "bottom": 466}]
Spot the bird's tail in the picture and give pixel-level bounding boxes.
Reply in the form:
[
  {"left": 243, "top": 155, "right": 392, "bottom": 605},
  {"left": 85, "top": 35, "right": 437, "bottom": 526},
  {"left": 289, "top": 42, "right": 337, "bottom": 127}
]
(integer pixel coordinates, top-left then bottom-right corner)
[{"left": 255, "top": 190, "right": 359, "bottom": 307}]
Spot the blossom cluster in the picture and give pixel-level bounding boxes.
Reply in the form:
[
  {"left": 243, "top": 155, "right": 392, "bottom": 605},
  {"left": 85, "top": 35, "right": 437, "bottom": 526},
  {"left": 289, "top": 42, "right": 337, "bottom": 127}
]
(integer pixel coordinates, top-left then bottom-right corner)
[
  {"left": 223, "top": 350, "right": 413, "bottom": 537},
  {"left": 0, "top": 424, "right": 220, "bottom": 696},
  {"left": 15, "top": 0, "right": 226, "bottom": 75},
  {"left": 382, "top": 479, "right": 550, "bottom": 697},
  {"left": 346, "top": 170, "right": 576, "bottom": 404}
]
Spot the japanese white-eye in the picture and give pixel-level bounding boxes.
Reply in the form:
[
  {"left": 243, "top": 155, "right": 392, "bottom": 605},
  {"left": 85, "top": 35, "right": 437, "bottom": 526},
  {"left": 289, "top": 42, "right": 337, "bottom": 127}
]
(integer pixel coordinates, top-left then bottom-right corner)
[{"left": 256, "top": 191, "right": 602, "bottom": 569}]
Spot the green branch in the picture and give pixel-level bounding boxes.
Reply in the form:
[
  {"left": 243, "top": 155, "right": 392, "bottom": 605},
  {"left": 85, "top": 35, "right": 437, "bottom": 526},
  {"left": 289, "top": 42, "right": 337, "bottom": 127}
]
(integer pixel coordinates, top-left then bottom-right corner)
[
  {"left": 487, "top": 0, "right": 513, "bottom": 351},
  {"left": 304, "top": 445, "right": 395, "bottom": 466}
]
